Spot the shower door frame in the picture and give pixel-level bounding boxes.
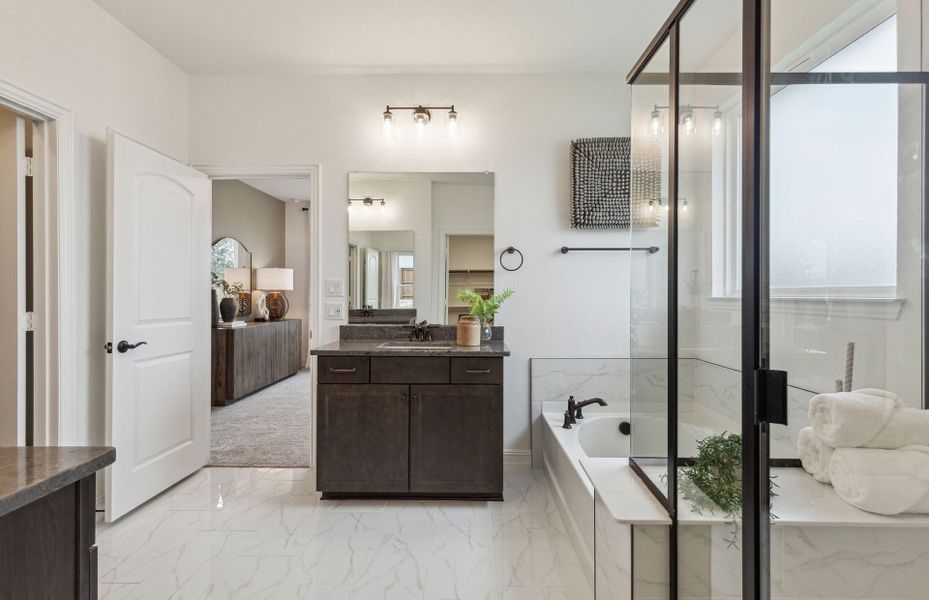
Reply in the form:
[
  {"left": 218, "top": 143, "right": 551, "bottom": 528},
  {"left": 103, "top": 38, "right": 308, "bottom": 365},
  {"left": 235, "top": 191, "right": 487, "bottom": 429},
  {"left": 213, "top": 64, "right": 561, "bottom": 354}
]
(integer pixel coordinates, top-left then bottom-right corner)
[{"left": 627, "top": 0, "right": 929, "bottom": 598}]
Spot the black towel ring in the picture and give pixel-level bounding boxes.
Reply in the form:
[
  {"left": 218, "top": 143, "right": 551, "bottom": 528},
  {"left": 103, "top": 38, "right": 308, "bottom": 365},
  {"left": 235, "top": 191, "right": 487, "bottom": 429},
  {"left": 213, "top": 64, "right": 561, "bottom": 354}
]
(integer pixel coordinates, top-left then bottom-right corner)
[{"left": 499, "top": 246, "right": 524, "bottom": 272}]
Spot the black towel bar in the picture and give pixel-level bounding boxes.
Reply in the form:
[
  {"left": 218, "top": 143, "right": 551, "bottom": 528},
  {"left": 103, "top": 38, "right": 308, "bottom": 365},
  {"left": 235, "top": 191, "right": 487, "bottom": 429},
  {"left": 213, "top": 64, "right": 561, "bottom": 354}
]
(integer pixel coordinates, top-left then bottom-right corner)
[{"left": 560, "top": 246, "right": 660, "bottom": 254}]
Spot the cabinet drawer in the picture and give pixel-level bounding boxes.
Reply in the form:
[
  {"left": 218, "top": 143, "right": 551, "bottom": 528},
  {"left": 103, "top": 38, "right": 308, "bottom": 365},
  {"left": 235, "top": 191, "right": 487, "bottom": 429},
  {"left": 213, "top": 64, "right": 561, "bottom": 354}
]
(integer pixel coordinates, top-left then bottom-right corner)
[
  {"left": 318, "top": 356, "right": 369, "bottom": 383},
  {"left": 371, "top": 356, "right": 449, "bottom": 384},
  {"left": 451, "top": 358, "right": 503, "bottom": 384}
]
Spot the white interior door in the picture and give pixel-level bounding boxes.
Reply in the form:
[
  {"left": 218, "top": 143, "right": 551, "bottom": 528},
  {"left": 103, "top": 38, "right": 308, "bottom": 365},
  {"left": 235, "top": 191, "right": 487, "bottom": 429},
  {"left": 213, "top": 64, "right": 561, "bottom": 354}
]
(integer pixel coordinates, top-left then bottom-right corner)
[
  {"left": 0, "top": 109, "right": 25, "bottom": 445},
  {"left": 105, "top": 131, "right": 211, "bottom": 521},
  {"left": 364, "top": 248, "right": 379, "bottom": 307}
]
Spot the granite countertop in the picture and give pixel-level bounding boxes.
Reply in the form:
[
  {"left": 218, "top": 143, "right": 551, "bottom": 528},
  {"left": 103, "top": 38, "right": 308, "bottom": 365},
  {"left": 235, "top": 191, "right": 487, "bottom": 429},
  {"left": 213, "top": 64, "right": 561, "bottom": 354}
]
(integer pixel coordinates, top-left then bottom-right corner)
[
  {"left": 312, "top": 339, "right": 510, "bottom": 357},
  {"left": 0, "top": 446, "right": 115, "bottom": 517}
]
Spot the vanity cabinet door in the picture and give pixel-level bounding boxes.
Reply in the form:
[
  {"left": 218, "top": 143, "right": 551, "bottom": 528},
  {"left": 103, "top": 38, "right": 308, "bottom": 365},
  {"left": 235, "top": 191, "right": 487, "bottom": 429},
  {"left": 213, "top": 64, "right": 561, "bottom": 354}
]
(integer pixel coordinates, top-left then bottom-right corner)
[
  {"left": 409, "top": 385, "right": 503, "bottom": 496},
  {"left": 317, "top": 384, "right": 409, "bottom": 493}
]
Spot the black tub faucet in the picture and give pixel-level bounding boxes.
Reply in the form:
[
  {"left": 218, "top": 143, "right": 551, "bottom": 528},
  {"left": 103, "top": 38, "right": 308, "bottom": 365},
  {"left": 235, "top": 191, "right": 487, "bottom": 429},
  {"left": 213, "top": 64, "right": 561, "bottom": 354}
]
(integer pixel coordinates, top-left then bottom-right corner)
[
  {"left": 571, "top": 397, "right": 608, "bottom": 420},
  {"left": 562, "top": 410, "right": 573, "bottom": 429}
]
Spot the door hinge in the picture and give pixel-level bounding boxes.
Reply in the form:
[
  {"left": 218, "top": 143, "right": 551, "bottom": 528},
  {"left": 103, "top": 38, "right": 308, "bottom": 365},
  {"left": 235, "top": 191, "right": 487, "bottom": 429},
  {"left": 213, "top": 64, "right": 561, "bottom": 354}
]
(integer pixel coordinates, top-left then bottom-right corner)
[
  {"left": 21, "top": 312, "right": 35, "bottom": 332},
  {"left": 755, "top": 368, "right": 788, "bottom": 425},
  {"left": 23, "top": 156, "right": 35, "bottom": 177}
]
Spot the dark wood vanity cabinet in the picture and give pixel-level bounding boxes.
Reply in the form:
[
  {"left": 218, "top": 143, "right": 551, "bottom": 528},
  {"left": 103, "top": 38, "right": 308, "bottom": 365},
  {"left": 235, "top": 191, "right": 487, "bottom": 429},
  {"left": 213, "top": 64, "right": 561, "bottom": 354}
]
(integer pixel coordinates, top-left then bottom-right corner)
[{"left": 316, "top": 355, "right": 504, "bottom": 499}]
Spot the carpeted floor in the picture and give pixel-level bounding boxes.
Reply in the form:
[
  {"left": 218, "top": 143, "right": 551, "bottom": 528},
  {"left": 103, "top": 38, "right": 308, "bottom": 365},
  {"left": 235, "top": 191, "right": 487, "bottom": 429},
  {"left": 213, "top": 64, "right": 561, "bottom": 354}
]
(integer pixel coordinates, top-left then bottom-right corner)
[{"left": 210, "top": 369, "right": 312, "bottom": 467}]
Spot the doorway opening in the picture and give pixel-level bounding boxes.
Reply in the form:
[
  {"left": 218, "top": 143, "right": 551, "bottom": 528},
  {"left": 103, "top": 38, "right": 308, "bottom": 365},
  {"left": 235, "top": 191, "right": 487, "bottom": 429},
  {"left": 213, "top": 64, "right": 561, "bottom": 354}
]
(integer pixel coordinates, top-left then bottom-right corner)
[
  {"left": 0, "top": 83, "right": 70, "bottom": 450},
  {"left": 207, "top": 174, "right": 317, "bottom": 468}
]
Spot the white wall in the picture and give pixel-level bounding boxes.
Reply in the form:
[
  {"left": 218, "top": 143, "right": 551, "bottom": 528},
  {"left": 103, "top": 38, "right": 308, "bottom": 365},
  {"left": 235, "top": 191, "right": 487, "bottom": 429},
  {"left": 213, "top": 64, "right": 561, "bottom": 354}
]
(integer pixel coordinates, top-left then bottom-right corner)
[
  {"left": 0, "top": 0, "right": 189, "bottom": 445},
  {"left": 190, "top": 74, "right": 631, "bottom": 454}
]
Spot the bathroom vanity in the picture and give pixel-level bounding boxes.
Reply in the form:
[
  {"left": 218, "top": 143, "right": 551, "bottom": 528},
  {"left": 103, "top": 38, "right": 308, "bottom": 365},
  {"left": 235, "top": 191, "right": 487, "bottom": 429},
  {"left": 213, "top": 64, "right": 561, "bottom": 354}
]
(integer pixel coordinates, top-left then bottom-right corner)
[{"left": 311, "top": 325, "right": 509, "bottom": 500}]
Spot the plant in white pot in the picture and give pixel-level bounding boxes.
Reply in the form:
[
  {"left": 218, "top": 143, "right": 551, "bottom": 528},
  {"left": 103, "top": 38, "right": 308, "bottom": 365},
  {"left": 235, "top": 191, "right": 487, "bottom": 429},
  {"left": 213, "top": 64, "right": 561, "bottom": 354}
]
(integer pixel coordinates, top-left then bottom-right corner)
[
  {"left": 456, "top": 288, "right": 514, "bottom": 341},
  {"left": 212, "top": 272, "right": 245, "bottom": 323}
]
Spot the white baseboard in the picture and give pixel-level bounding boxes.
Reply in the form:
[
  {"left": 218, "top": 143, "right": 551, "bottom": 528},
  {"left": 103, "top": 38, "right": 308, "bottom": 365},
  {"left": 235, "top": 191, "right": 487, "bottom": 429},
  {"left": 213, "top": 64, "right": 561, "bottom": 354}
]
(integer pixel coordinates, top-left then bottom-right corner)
[{"left": 503, "top": 449, "right": 531, "bottom": 465}]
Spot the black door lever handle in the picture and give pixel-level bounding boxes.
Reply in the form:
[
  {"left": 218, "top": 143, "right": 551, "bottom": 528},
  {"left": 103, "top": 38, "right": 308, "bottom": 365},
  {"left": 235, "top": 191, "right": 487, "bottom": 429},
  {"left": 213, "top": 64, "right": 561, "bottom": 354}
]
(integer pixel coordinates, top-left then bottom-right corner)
[{"left": 116, "top": 340, "right": 148, "bottom": 353}]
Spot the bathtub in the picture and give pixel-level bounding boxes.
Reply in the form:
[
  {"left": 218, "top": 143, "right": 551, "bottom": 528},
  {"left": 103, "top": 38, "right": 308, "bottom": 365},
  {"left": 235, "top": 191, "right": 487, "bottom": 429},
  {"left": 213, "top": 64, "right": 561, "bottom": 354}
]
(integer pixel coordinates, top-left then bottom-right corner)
[{"left": 542, "top": 410, "right": 714, "bottom": 585}]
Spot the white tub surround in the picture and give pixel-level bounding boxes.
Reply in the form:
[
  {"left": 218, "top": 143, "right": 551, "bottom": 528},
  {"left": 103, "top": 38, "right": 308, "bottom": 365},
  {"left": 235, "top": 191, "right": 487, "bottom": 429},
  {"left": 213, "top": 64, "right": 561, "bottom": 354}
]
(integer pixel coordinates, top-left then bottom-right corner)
[
  {"left": 542, "top": 409, "right": 633, "bottom": 586},
  {"left": 581, "top": 458, "right": 671, "bottom": 600}
]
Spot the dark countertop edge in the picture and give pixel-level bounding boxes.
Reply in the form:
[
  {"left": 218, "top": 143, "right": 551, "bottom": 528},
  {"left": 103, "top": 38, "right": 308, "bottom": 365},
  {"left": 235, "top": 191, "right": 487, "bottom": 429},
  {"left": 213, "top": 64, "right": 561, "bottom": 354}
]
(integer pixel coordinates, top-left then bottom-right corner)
[
  {"left": 312, "top": 349, "right": 511, "bottom": 357},
  {"left": 0, "top": 446, "right": 115, "bottom": 517},
  {"left": 311, "top": 341, "right": 510, "bottom": 357}
]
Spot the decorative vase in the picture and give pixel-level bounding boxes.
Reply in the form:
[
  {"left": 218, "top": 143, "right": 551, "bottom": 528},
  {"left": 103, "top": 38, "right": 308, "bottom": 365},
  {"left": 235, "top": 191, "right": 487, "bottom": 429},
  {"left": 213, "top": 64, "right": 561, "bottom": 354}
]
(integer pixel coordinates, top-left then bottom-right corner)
[
  {"left": 219, "top": 297, "right": 238, "bottom": 323},
  {"left": 457, "top": 316, "right": 481, "bottom": 347},
  {"left": 480, "top": 318, "right": 493, "bottom": 342}
]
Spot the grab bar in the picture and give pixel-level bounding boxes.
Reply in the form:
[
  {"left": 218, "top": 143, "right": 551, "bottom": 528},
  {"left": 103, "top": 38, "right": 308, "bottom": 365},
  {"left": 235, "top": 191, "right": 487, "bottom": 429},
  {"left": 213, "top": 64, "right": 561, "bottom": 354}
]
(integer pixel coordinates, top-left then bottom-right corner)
[{"left": 560, "top": 246, "right": 660, "bottom": 254}]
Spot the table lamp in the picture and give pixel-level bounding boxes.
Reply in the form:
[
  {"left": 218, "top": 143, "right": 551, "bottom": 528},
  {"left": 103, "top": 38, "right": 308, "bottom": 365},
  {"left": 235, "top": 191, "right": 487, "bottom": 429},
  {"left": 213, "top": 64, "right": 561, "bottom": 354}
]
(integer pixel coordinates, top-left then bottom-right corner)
[{"left": 256, "top": 268, "right": 294, "bottom": 320}]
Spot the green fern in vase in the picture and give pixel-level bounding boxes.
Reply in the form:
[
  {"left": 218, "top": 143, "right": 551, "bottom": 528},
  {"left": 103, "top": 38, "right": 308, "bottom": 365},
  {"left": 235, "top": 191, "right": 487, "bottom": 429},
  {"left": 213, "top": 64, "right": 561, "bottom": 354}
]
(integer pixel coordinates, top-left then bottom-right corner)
[{"left": 456, "top": 288, "right": 514, "bottom": 323}]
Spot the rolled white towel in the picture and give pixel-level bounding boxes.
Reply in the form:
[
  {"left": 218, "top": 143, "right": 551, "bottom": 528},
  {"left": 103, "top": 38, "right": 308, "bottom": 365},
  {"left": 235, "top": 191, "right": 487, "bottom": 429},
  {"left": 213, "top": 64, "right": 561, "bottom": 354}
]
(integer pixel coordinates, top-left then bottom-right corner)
[
  {"left": 798, "top": 427, "right": 834, "bottom": 484},
  {"left": 809, "top": 389, "right": 905, "bottom": 448},
  {"left": 829, "top": 446, "right": 929, "bottom": 515}
]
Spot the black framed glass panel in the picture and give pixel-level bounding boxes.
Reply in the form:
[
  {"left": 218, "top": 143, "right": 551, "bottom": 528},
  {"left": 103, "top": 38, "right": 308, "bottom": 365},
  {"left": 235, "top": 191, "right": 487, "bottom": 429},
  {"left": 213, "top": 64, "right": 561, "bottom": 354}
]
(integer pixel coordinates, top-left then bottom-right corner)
[{"left": 630, "top": 36, "right": 673, "bottom": 502}]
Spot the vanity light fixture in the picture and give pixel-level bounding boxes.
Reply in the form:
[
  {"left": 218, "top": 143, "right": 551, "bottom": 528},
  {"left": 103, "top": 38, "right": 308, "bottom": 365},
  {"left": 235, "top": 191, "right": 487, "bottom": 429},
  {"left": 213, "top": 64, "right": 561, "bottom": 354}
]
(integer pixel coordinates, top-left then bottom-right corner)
[
  {"left": 348, "top": 197, "right": 387, "bottom": 211},
  {"left": 648, "top": 104, "right": 722, "bottom": 138},
  {"left": 382, "top": 104, "right": 460, "bottom": 139}
]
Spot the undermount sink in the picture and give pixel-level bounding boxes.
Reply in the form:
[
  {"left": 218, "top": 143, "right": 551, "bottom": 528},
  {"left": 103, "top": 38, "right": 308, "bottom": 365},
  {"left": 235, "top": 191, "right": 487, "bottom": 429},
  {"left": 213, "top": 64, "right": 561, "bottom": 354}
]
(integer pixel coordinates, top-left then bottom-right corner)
[{"left": 377, "top": 341, "right": 453, "bottom": 350}]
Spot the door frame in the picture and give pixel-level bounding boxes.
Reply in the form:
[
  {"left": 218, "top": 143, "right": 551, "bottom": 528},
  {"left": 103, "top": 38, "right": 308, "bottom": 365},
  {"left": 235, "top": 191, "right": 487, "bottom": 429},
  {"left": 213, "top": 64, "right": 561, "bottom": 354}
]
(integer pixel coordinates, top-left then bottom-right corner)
[
  {"left": 0, "top": 77, "right": 75, "bottom": 447},
  {"left": 196, "top": 165, "right": 323, "bottom": 467},
  {"left": 434, "top": 228, "right": 494, "bottom": 325}
]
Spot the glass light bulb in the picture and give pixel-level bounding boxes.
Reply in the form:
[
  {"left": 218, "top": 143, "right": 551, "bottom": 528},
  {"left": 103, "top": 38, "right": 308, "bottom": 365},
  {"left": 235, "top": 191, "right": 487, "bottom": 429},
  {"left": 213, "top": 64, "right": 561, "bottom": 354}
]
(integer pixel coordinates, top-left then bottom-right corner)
[
  {"left": 712, "top": 110, "right": 723, "bottom": 137},
  {"left": 446, "top": 109, "right": 459, "bottom": 139},
  {"left": 414, "top": 117, "right": 427, "bottom": 138},
  {"left": 648, "top": 200, "right": 655, "bottom": 214},
  {"left": 681, "top": 108, "right": 696, "bottom": 137},
  {"left": 649, "top": 108, "right": 662, "bottom": 137},
  {"left": 682, "top": 199, "right": 688, "bottom": 214},
  {"left": 382, "top": 110, "right": 395, "bottom": 138},
  {"left": 379, "top": 199, "right": 386, "bottom": 212}
]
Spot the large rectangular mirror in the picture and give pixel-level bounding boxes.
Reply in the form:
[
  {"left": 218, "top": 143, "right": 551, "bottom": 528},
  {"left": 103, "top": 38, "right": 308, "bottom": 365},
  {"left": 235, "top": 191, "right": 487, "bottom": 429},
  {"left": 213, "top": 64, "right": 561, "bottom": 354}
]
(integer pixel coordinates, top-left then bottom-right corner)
[{"left": 348, "top": 172, "right": 495, "bottom": 324}]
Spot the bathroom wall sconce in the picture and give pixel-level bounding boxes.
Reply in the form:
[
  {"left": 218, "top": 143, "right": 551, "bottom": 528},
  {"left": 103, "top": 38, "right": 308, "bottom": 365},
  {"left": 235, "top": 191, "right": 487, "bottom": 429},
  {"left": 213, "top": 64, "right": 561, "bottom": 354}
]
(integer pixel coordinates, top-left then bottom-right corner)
[
  {"left": 382, "top": 104, "right": 459, "bottom": 139},
  {"left": 649, "top": 104, "right": 723, "bottom": 138},
  {"left": 348, "top": 196, "right": 386, "bottom": 211}
]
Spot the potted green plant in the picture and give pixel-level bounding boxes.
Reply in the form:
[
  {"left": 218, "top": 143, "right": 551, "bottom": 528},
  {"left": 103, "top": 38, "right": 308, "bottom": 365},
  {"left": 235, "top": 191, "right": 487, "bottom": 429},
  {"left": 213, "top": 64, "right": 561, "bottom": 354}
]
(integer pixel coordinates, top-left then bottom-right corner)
[
  {"left": 212, "top": 272, "right": 245, "bottom": 323},
  {"left": 456, "top": 288, "right": 514, "bottom": 341}
]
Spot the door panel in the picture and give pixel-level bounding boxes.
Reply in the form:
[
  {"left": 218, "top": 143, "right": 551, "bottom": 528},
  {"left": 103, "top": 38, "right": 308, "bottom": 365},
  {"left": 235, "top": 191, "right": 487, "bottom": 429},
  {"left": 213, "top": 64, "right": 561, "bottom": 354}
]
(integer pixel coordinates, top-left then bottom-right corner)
[
  {"left": 317, "top": 384, "right": 409, "bottom": 493},
  {"left": 106, "top": 131, "right": 211, "bottom": 521},
  {"left": 410, "top": 384, "right": 502, "bottom": 495}
]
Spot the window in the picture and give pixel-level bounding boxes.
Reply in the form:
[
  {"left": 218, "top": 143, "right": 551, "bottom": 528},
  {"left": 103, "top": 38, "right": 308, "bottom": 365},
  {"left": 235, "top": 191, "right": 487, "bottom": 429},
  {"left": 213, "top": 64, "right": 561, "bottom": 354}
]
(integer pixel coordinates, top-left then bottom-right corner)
[{"left": 716, "top": 16, "right": 900, "bottom": 299}]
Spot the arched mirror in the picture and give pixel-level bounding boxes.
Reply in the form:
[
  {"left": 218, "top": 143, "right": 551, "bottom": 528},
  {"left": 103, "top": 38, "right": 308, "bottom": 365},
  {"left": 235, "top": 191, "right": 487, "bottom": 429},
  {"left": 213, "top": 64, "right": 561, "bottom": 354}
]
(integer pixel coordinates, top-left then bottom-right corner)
[{"left": 211, "top": 237, "right": 252, "bottom": 317}]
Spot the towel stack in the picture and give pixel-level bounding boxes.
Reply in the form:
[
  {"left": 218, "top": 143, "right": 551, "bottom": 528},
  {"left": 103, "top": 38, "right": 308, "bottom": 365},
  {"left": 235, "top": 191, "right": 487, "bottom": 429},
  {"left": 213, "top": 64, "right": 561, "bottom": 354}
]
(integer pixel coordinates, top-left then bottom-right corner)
[{"left": 798, "top": 389, "right": 929, "bottom": 515}]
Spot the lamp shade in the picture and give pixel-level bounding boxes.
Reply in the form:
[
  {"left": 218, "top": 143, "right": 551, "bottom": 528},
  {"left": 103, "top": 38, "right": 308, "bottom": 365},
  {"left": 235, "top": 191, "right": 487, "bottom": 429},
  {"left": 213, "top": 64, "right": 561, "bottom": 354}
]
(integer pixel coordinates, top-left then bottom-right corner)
[
  {"left": 255, "top": 267, "right": 294, "bottom": 291},
  {"left": 223, "top": 267, "right": 251, "bottom": 290}
]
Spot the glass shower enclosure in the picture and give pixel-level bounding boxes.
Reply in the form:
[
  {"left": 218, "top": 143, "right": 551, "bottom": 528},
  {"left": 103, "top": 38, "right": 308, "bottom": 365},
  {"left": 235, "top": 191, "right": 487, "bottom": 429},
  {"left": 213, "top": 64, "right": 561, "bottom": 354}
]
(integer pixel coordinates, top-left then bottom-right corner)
[{"left": 628, "top": 1, "right": 929, "bottom": 598}]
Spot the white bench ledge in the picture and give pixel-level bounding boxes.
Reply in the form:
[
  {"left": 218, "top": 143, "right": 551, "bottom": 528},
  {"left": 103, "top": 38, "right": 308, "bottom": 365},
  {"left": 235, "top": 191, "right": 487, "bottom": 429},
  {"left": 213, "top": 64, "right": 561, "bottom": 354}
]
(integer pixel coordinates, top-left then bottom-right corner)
[{"left": 580, "top": 458, "right": 672, "bottom": 526}]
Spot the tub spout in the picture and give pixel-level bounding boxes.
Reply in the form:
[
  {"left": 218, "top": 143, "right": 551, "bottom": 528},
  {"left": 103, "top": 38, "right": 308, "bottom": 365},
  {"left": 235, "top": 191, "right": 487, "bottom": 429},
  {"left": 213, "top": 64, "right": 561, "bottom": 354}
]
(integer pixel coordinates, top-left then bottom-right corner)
[{"left": 573, "top": 397, "right": 607, "bottom": 420}]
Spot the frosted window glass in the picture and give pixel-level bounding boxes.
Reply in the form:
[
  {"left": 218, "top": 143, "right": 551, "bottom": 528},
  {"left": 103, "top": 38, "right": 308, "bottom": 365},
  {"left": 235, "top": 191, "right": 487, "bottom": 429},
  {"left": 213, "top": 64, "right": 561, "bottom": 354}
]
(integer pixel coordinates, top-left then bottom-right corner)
[{"left": 769, "top": 18, "right": 897, "bottom": 292}]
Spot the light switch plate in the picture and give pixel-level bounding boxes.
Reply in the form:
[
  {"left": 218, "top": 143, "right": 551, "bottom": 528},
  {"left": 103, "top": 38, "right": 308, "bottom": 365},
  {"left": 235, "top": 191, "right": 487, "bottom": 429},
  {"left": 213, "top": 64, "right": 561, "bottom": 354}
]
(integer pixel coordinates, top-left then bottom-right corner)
[
  {"left": 325, "top": 278, "right": 345, "bottom": 297},
  {"left": 325, "top": 302, "right": 345, "bottom": 320}
]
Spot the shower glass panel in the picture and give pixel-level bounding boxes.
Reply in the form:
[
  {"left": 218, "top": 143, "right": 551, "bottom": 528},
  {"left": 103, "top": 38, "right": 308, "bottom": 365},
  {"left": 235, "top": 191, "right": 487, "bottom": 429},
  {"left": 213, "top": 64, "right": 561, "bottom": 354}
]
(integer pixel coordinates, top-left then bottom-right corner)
[
  {"left": 762, "top": 1, "right": 929, "bottom": 597},
  {"left": 630, "top": 36, "right": 672, "bottom": 498},
  {"left": 676, "top": 1, "right": 744, "bottom": 596}
]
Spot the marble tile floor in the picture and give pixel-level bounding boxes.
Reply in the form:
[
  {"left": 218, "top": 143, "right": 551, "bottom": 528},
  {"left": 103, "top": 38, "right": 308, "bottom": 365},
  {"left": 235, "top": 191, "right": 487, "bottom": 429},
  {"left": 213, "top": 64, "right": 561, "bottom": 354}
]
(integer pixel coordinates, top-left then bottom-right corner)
[{"left": 96, "top": 466, "right": 593, "bottom": 600}]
